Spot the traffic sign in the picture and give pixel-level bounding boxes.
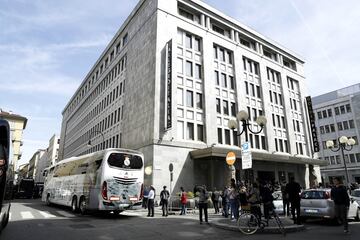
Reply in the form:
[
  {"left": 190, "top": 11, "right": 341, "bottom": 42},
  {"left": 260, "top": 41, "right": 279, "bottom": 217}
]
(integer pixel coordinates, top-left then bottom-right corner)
[
  {"left": 226, "top": 151, "right": 236, "bottom": 165},
  {"left": 169, "top": 163, "right": 173, "bottom": 172},
  {"left": 241, "top": 142, "right": 252, "bottom": 169}
]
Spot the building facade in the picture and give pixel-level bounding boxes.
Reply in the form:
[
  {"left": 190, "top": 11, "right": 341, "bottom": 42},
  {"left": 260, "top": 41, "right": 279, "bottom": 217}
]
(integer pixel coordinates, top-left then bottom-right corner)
[
  {"left": 312, "top": 83, "right": 360, "bottom": 184},
  {"left": 0, "top": 109, "right": 27, "bottom": 179},
  {"left": 59, "top": 0, "right": 325, "bottom": 193},
  {"left": 28, "top": 149, "right": 45, "bottom": 182}
]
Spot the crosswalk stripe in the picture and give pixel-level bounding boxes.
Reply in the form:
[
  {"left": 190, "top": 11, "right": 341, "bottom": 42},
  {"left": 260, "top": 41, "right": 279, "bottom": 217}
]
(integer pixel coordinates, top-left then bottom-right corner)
[
  {"left": 39, "top": 211, "right": 57, "bottom": 218},
  {"left": 56, "top": 210, "right": 75, "bottom": 218},
  {"left": 21, "top": 211, "right": 34, "bottom": 219}
]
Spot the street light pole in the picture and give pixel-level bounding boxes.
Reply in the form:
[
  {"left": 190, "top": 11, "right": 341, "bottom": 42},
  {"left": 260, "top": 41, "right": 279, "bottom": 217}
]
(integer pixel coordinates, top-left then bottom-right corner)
[
  {"left": 326, "top": 136, "right": 356, "bottom": 187},
  {"left": 87, "top": 130, "right": 105, "bottom": 150},
  {"left": 228, "top": 110, "right": 267, "bottom": 184}
]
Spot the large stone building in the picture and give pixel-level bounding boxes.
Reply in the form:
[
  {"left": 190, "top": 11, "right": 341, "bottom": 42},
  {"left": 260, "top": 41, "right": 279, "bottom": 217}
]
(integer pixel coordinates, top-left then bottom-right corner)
[
  {"left": 59, "top": 0, "right": 325, "bottom": 192},
  {"left": 28, "top": 149, "right": 45, "bottom": 182},
  {"left": 0, "top": 109, "right": 27, "bottom": 178},
  {"left": 312, "top": 83, "right": 360, "bottom": 184}
]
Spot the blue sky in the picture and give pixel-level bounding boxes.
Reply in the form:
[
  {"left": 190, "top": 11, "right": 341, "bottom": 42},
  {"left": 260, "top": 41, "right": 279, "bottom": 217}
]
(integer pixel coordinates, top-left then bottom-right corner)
[{"left": 1, "top": 0, "right": 359, "bottom": 166}]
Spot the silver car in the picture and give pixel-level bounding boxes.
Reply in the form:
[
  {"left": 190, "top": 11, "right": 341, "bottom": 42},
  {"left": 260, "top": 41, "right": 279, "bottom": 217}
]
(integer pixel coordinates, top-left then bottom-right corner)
[
  {"left": 351, "top": 189, "right": 360, "bottom": 201},
  {"left": 300, "top": 189, "right": 360, "bottom": 221}
]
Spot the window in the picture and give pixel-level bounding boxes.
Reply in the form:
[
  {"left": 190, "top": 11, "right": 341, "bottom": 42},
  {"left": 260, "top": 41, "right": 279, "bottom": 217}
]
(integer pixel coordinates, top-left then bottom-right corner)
[
  {"left": 185, "top": 34, "right": 192, "bottom": 49},
  {"left": 283, "top": 56, "right": 297, "bottom": 71},
  {"left": 256, "top": 86, "right": 261, "bottom": 98},
  {"left": 179, "top": 8, "right": 194, "bottom": 21},
  {"left": 196, "top": 93, "right": 203, "bottom": 109},
  {"left": 327, "top": 109, "right": 332, "bottom": 117},
  {"left": 223, "top": 100, "right": 229, "bottom": 115},
  {"left": 216, "top": 98, "right": 221, "bottom": 113},
  {"left": 219, "top": 49, "right": 225, "bottom": 62},
  {"left": 186, "top": 90, "right": 193, "bottom": 107},
  {"left": 229, "top": 76, "right": 235, "bottom": 89},
  {"left": 225, "top": 129, "right": 231, "bottom": 145},
  {"left": 325, "top": 125, "right": 330, "bottom": 133},
  {"left": 322, "top": 110, "right": 327, "bottom": 118},
  {"left": 194, "top": 38, "right": 201, "bottom": 51},
  {"left": 214, "top": 71, "right": 219, "bottom": 85},
  {"left": 340, "top": 105, "right": 345, "bottom": 114},
  {"left": 186, "top": 61, "right": 192, "bottom": 77},
  {"left": 177, "top": 88, "right": 183, "bottom": 105},
  {"left": 231, "top": 103, "right": 236, "bottom": 117},
  {"left": 343, "top": 121, "right": 349, "bottom": 130},
  {"left": 233, "top": 130, "right": 238, "bottom": 146},
  {"left": 122, "top": 33, "right": 128, "bottom": 46},
  {"left": 337, "top": 122, "right": 343, "bottom": 131},
  {"left": 187, "top": 123, "right": 194, "bottom": 140},
  {"left": 195, "top": 64, "right": 201, "bottom": 79},
  {"left": 349, "top": 120, "right": 355, "bottom": 128},
  {"left": 213, "top": 24, "right": 225, "bottom": 35},
  {"left": 213, "top": 46, "right": 218, "bottom": 59},
  {"left": 330, "top": 124, "right": 335, "bottom": 132},
  {"left": 245, "top": 82, "right": 249, "bottom": 95},
  {"left": 221, "top": 73, "right": 227, "bottom": 88},
  {"left": 335, "top": 107, "right": 339, "bottom": 115},
  {"left": 255, "top": 135, "right": 260, "bottom": 149},
  {"left": 227, "top": 51, "right": 232, "bottom": 64},
  {"left": 350, "top": 154, "right": 356, "bottom": 163},
  {"left": 217, "top": 128, "right": 223, "bottom": 144},
  {"left": 346, "top": 104, "right": 351, "bottom": 112},
  {"left": 197, "top": 125, "right": 204, "bottom": 141},
  {"left": 177, "top": 121, "right": 184, "bottom": 139}
]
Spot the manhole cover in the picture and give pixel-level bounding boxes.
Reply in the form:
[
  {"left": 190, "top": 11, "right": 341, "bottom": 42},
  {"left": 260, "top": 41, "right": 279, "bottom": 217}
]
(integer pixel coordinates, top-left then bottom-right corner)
[{"left": 69, "top": 224, "right": 95, "bottom": 229}]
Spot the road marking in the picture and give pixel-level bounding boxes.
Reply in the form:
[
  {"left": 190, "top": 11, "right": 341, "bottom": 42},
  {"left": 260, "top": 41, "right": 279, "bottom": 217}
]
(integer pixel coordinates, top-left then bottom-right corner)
[
  {"left": 21, "top": 211, "right": 35, "bottom": 219},
  {"left": 39, "top": 211, "right": 57, "bottom": 218},
  {"left": 56, "top": 210, "right": 75, "bottom": 218},
  {"left": 9, "top": 213, "right": 12, "bottom": 221}
]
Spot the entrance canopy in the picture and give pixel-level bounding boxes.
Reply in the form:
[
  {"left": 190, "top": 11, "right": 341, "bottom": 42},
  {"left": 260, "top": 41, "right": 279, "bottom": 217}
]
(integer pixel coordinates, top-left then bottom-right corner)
[{"left": 190, "top": 145, "right": 327, "bottom": 166}]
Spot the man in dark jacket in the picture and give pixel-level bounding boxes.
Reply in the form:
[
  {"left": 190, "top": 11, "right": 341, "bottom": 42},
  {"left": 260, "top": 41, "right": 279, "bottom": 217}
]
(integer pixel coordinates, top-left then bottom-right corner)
[
  {"left": 331, "top": 177, "right": 350, "bottom": 233},
  {"left": 285, "top": 177, "right": 301, "bottom": 224},
  {"left": 160, "top": 186, "right": 170, "bottom": 217}
]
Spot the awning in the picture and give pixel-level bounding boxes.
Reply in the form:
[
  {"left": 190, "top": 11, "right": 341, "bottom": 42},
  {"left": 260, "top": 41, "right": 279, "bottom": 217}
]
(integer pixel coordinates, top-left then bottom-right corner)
[{"left": 190, "top": 145, "right": 328, "bottom": 166}]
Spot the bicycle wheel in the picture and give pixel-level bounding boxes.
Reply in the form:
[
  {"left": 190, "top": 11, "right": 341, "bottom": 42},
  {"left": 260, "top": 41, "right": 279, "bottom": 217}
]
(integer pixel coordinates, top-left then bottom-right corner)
[
  {"left": 273, "top": 214, "right": 286, "bottom": 236},
  {"left": 237, "top": 213, "right": 259, "bottom": 235}
]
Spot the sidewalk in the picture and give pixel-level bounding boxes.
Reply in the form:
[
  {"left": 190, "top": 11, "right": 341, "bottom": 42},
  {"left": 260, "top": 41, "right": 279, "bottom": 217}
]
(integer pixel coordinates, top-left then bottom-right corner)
[
  {"left": 209, "top": 215, "right": 305, "bottom": 234},
  {"left": 128, "top": 207, "right": 305, "bottom": 234}
]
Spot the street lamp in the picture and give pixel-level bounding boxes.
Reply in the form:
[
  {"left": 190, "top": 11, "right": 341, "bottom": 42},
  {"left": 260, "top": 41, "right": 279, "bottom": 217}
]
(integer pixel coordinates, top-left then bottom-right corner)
[
  {"left": 87, "top": 130, "right": 105, "bottom": 150},
  {"left": 228, "top": 110, "right": 267, "bottom": 183},
  {"left": 326, "top": 136, "right": 356, "bottom": 186}
]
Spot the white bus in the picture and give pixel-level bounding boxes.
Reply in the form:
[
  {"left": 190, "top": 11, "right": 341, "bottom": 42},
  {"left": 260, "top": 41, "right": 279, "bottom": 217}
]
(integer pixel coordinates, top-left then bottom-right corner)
[{"left": 42, "top": 148, "right": 144, "bottom": 215}]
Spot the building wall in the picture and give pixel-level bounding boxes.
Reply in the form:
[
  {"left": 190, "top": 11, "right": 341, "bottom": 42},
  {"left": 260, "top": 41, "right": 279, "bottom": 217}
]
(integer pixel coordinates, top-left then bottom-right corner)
[
  {"left": 312, "top": 83, "right": 360, "bottom": 184},
  {"left": 59, "top": 0, "right": 320, "bottom": 193}
]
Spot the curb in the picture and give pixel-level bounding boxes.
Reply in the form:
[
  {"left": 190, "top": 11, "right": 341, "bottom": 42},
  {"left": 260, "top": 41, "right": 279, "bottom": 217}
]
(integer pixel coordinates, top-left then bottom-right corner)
[{"left": 209, "top": 218, "right": 306, "bottom": 234}]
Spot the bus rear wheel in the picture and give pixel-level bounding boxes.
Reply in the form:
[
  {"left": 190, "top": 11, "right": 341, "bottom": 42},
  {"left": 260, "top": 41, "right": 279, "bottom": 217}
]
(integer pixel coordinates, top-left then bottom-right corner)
[
  {"left": 71, "top": 197, "right": 78, "bottom": 213},
  {"left": 79, "top": 197, "right": 87, "bottom": 215}
]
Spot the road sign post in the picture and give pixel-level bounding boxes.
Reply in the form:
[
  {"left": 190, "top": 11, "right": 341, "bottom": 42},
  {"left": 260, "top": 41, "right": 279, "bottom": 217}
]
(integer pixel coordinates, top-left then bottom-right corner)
[{"left": 169, "top": 163, "right": 173, "bottom": 211}]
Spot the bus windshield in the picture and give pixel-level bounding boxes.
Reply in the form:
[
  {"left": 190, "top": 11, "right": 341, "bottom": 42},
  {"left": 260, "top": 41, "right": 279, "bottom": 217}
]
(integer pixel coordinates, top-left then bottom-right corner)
[{"left": 107, "top": 153, "right": 143, "bottom": 170}]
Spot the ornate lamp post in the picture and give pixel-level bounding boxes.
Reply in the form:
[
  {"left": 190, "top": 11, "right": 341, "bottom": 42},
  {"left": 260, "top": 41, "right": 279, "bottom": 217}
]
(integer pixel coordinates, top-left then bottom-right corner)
[
  {"left": 228, "top": 110, "right": 267, "bottom": 183},
  {"left": 87, "top": 130, "right": 105, "bottom": 150},
  {"left": 326, "top": 136, "right": 356, "bottom": 186}
]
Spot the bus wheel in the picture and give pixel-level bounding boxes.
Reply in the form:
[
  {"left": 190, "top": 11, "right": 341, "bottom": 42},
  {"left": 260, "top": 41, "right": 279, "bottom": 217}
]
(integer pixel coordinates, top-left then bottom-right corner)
[
  {"left": 46, "top": 194, "right": 51, "bottom": 206},
  {"left": 71, "top": 197, "right": 78, "bottom": 213},
  {"left": 79, "top": 197, "right": 87, "bottom": 215}
]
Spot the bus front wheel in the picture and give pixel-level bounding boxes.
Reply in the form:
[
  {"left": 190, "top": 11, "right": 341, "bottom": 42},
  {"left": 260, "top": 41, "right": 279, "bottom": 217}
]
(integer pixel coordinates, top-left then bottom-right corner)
[
  {"left": 71, "top": 197, "right": 78, "bottom": 213},
  {"left": 79, "top": 197, "right": 87, "bottom": 215}
]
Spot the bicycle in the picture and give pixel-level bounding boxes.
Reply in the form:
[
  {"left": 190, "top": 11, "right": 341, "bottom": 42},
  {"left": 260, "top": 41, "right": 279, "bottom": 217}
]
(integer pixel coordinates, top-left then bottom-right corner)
[{"left": 237, "top": 205, "right": 286, "bottom": 236}]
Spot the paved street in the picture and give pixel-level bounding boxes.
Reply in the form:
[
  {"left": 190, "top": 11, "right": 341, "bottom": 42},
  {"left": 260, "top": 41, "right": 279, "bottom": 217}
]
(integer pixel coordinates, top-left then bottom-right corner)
[{"left": 1, "top": 199, "right": 360, "bottom": 240}]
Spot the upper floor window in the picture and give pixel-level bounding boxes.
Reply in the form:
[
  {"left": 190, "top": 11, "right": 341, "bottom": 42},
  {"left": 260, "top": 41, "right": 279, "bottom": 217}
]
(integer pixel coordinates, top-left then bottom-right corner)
[
  {"left": 283, "top": 56, "right": 297, "bottom": 71},
  {"left": 263, "top": 46, "right": 278, "bottom": 62},
  {"left": 178, "top": 5, "right": 201, "bottom": 24},
  {"left": 122, "top": 33, "right": 128, "bottom": 46}
]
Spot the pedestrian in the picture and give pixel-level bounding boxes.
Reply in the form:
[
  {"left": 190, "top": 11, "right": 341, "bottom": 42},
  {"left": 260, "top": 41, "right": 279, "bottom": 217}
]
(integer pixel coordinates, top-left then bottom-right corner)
[
  {"left": 238, "top": 184, "right": 248, "bottom": 211},
  {"left": 142, "top": 186, "right": 149, "bottom": 209},
  {"left": 221, "top": 186, "right": 230, "bottom": 217},
  {"left": 147, "top": 186, "right": 155, "bottom": 217},
  {"left": 261, "top": 182, "right": 274, "bottom": 222},
  {"left": 198, "top": 185, "right": 209, "bottom": 224},
  {"left": 179, "top": 187, "right": 187, "bottom": 215},
  {"left": 229, "top": 180, "right": 239, "bottom": 221},
  {"left": 160, "top": 185, "right": 170, "bottom": 217},
  {"left": 211, "top": 187, "right": 220, "bottom": 214},
  {"left": 248, "top": 182, "right": 261, "bottom": 221},
  {"left": 285, "top": 177, "right": 301, "bottom": 224},
  {"left": 281, "top": 182, "right": 290, "bottom": 216},
  {"left": 331, "top": 177, "right": 350, "bottom": 233}
]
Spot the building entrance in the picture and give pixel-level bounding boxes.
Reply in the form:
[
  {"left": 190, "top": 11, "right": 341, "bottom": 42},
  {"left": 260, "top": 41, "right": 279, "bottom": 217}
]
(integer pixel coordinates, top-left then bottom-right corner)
[{"left": 257, "top": 171, "right": 275, "bottom": 184}]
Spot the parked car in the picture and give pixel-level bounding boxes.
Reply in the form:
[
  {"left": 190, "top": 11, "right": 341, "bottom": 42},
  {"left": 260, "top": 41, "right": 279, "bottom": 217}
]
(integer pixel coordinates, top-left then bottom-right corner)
[
  {"left": 272, "top": 191, "right": 284, "bottom": 215},
  {"left": 300, "top": 189, "right": 360, "bottom": 222},
  {"left": 351, "top": 189, "right": 360, "bottom": 201}
]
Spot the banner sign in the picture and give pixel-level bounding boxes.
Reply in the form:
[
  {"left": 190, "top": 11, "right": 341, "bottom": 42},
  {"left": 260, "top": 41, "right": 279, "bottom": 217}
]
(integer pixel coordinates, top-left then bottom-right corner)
[
  {"left": 165, "top": 40, "right": 172, "bottom": 129},
  {"left": 306, "top": 96, "right": 320, "bottom": 152}
]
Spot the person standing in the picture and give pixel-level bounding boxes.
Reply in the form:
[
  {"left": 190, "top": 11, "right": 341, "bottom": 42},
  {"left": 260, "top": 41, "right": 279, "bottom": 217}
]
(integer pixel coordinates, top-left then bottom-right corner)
[
  {"left": 147, "top": 186, "right": 155, "bottom": 217},
  {"left": 229, "top": 181, "right": 239, "bottom": 221},
  {"left": 142, "top": 186, "right": 149, "bottom": 209},
  {"left": 261, "top": 183, "right": 274, "bottom": 222},
  {"left": 211, "top": 188, "right": 220, "bottom": 214},
  {"left": 198, "top": 185, "right": 209, "bottom": 224},
  {"left": 221, "top": 186, "right": 230, "bottom": 217},
  {"left": 331, "top": 177, "right": 350, "bottom": 233},
  {"left": 285, "top": 177, "right": 301, "bottom": 224},
  {"left": 281, "top": 183, "right": 290, "bottom": 216},
  {"left": 160, "top": 185, "right": 170, "bottom": 217},
  {"left": 180, "top": 187, "right": 187, "bottom": 215}
]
